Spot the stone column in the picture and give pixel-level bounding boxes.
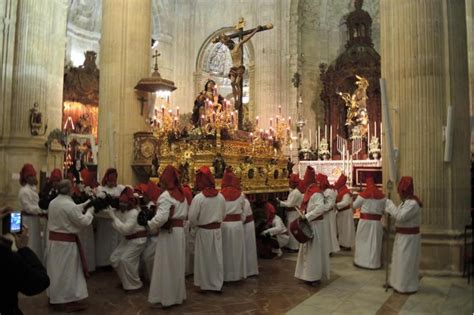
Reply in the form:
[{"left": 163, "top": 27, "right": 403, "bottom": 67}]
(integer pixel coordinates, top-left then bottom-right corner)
[
  {"left": 0, "top": 0, "right": 67, "bottom": 206},
  {"left": 381, "top": 0, "right": 471, "bottom": 274},
  {"left": 98, "top": 0, "right": 151, "bottom": 184}
]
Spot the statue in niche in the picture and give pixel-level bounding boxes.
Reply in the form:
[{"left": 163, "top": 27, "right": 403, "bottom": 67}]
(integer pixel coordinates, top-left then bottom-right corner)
[
  {"left": 75, "top": 113, "right": 91, "bottom": 134},
  {"left": 212, "top": 153, "right": 226, "bottom": 179},
  {"left": 192, "top": 79, "right": 224, "bottom": 128},
  {"left": 29, "top": 102, "right": 48, "bottom": 136}
]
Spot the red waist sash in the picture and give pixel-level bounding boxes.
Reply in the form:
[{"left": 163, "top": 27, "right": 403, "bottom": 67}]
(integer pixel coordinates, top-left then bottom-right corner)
[
  {"left": 244, "top": 215, "right": 254, "bottom": 224},
  {"left": 395, "top": 226, "right": 420, "bottom": 235},
  {"left": 198, "top": 222, "right": 221, "bottom": 229},
  {"left": 49, "top": 231, "right": 89, "bottom": 278},
  {"left": 286, "top": 207, "right": 296, "bottom": 212},
  {"left": 224, "top": 214, "right": 242, "bottom": 222},
  {"left": 338, "top": 205, "right": 352, "bottom": 212},
  {"left": 311, "top": 215, "right": 324, "bottom": 222},
  {"left": 126, "top": 230, "right": 148, "bottom": 240},
  {"left": 170, "top": 219, "right": 184, "bottom": 227},
  {"left": 360, "top": 213, "right": 382, "bottom": 221}
]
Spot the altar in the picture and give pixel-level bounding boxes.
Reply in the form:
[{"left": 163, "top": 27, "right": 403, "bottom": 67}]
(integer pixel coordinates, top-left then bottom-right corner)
[{"left": 298, "top": 159, "right": 382, "bottom": 189}]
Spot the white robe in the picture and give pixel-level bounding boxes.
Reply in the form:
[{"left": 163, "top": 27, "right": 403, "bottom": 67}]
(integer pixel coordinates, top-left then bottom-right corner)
[
  {"left": 46, "top": 195, "right": 93, "bottom": 304},
  {"left": 279, "top": 188, "right": 304, "bottom": 250},
  {"left": 353, "top": 195, "right": 386, "bottom": 269},
  {"left": 95, "top": 185, "right": 124, "bottom": 267},
  {"left": 295, "top": 191, "right": 329, "bottom": 282},
  {"left": 222, "top": 195, "right": 247, "bottom": 282},
  {"left": 189, "top": 192, "right": 226, "bottom": 291},
  {"left": 18, "top": 184, "right": 44, "bottom": 261},
  {"left": 243, "top": 198, "right": 258, "bottom": 277},
  {"left": 184, "top": 220, "right": 195, "bottom": 276},
  {"left": 386, "top": 199, "right": 421, "bottom": 293},
  {"left": 336, "top": 193, "right": 355, "bottom": 249},
  {"left": 110, "top": 208, "right": 147, "bottom": 290},
  {"left": 323, "top": 188, "right": 340, "bottom": 254},
  {"left": 142, "top": 232, "right": 158, "bottom": 281},
  {"left": 78, "top": 216, "right": 96, "bottom": 272},
  {"left": 262, "top": 215, "right": 289, "bottom": 250},
  {"left": 147, "top": 191, "right": 188, "bottom": 306}
]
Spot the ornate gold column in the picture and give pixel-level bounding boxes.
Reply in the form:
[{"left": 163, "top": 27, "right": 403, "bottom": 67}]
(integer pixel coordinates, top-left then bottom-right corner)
[
  {"left": 381, "top": 0, "right": 471, "bottom": 274},
  {"left": 0, "top": 0, "right": 67, "bottom": 206},
  {"left": 98, "top": 0, "right": 151, "bottom": 184}
]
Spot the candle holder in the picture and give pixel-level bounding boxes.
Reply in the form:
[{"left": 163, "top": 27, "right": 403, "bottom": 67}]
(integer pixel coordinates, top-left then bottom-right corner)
[{"left": 368, "top": 136, "right": 381, "bottom": 160}]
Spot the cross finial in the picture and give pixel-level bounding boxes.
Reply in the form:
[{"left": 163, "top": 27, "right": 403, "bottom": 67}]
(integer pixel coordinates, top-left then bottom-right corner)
[
  {"left": 152, "top": 50, "right": 161, "bottom": 72},
  {"left": 235, "top": 17, "right": 245, "bottom": 30}
]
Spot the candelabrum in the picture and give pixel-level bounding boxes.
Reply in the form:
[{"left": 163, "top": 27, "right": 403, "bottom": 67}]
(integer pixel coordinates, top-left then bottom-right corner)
[
  {"left": 150, "top": 105, "right": 181, "bottom": 155},
  {"left": 200, "top": 96, "right": 237, "bottom": 139},
  {"left": 318, "top": 137, "right": 331, "bottom": 160},
  {"left": 251, "top": 111, "right": 293, "bottom": 158}
]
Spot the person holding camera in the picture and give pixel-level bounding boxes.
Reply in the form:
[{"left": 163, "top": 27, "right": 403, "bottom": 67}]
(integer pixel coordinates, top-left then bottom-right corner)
[
  {"left": 45, "top": 179, "right": 95, "bottom": 312},
  {"left": 108, "top": 186, "right": 147, "bottom": 291},
  {"left": 95, "top": 168, "right": 124, "bottom": 267},
  {"left": 18, "top": 164, "right": 46, "bottom": 261},
  {"left": 1, "top": 207, "right": 50, "bottom": 315}
]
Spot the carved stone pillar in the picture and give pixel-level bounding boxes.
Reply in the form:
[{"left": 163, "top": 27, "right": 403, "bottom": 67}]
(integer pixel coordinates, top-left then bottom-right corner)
[
  {"left": 381, "top": 0, "right": 471, "bottom": 274},
  {"left": 98, "top": 0, "right": 151, "bottom": 184},
  {"left": 0, "top": 0, "right": 67, "bottom": 205}
]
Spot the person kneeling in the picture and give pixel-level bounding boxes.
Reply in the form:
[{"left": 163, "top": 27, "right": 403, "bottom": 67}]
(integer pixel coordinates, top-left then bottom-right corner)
[
  {"left": 260, "top": 202, "right": 289, "bottom": 258},
  {"left": 108, "top": 187, "right": 147, "bottom": 291}
]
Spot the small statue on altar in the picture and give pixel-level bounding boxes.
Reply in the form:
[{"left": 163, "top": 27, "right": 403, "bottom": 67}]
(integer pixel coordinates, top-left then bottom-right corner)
[
  {"left": 212, "top": 153, "right": 226, "bottom": 179},
  {"left": 368, "top": 136, "right": 381, "bottom": 160},
  {"left": 192, "top": 79, "right": 224, "bottom": 127}
]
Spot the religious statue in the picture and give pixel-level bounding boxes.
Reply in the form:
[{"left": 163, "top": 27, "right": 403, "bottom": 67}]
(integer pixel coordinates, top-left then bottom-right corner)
[
  {"left": 29, "top": 102, "right": 47, "bottom": 136},
  {"left": 192, "top": 79, "right": 224, "bottom": 128},
  {"left": 286, "top": 157, "right": 295, "bottom": 176},
  {"left": 338, "top": 75, "right": 369, "bottom": 139},
  {"left": 212, "top": 18, "right": 273, "bottom": 129},
  {"left": 212, "top": 153, "right": 226, "bottom": 179},
  {"left": 76, "top": 113, "right": 91, "bottom": 134}
]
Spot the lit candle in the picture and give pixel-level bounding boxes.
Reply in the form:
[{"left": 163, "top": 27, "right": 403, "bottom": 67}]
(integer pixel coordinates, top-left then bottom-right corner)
[
  {"left": 157, "top": 120, "right": 161, "bottom": 128},
  {"left": 270, "top": 118, "right": 273, "bottom": 127},
  {"left": 176, "top": 106, "right": 180, "bottom": 117},
  {"left": 174, "top": 117, "right": 178, "bottom": 127},
  {"left": 230, "top": 112, "right": 234, "bottom": 124},
  {"left": 250, "top": 132, "right": 253, "bottom": 140},
  {"left": 288, "top": 116, "right": 292, "bottom": 126},
  {"left": 329, "top": 125, "right": 333, "bottom": 152},
  {"left": 286, "top": 127, "right": 290, "bottom": 137},
  {"left": 201, "top": 115, "right": 205, "bottom": 126},
  {"left": 325, "top": 124, "right": 327, "bottom": 139},
  {"left": 168, "top": 109, "right": 173, "bottom": 116},
  {"left": 256, "top": 116, "right": 259, "bottom": 126},
  {"left": 276, "top": 116, "right": 279, "bottom": 126},
  {"left": 161, "top": 106, "right": 165, "bottom": 116},
  {"left": 278, "top": 105, "right": 282, "bottom": 115}
]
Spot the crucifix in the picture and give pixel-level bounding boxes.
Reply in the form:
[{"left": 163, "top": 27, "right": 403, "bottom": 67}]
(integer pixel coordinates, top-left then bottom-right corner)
[
  {"left": 137, "top": 95, "right": 147, "bottom": 115},
  {"left": 152, "top": 50, "right": 161, "bottom": 73},
  {"left": 213, "top": 18, "right": 273, "bottom": 130}
]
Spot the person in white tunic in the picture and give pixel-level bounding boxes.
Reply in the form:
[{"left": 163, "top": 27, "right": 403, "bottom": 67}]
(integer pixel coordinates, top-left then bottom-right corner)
[
  {"left": 220, "top": 168, "right": 247, "bottom": 282},
  {"left": 46, "top": 179, "right": 94, "bottom": 311},
  {"left": 260, "top": 202, "right": 289, "bottom": 258},
  {"left": 181, "top": 183, "right": 194, "bottom": 277},
  {"left": 294, "top": 166, "right": 328, "bottom": 286},
  {"left": 95, "top": 168, "right": 124, "bottom": 267},
  {"left": 136, "top": 181, "right": 161, "bottom": 281},
  {"left": 277, "top": 174, "right": 304, "bottom": 251},
  {"left": 333, "top": 174, "right": 355, "bottom": 250},
  {"left": 318, "top": 173, "right": 340, "bottom": 255},
  {"left": 188, "top": 166, "right": 226, "bottom": 292},
  {"left": 353, "top": 177, "right": 386, "bottom": 269},
  {"left": 141, "top": 165, "right": 188, "bottom": 307},
  {"left": 243, "top": 196, "right": 259, "bottom": 276},
  {"left": 18, "top": 164, "right": 46, "bottom": 261},
  {"left": 76, "top": 168, "right": 97, "bottom": 273},
  {"left": 108, "top": 187, "right": 147, "bottom": 291},
  {"left": 385, "top": 176, "right": 422, "bottom": 294}
]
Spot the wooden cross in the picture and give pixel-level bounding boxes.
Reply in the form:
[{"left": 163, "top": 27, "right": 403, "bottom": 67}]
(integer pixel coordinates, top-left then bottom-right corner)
[{"left": 137, "top": 96, "right": 147, "bottom": 115}]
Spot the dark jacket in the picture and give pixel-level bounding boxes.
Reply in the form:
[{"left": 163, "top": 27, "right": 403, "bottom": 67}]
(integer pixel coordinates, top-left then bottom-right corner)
[{"left": 0, "top": 237, "right": 50, "bottom": 315}]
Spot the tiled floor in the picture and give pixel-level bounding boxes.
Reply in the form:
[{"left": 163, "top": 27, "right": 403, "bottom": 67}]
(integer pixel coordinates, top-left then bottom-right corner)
[{"left": 18, "top": 251, "right": 473, "bottom": 314}]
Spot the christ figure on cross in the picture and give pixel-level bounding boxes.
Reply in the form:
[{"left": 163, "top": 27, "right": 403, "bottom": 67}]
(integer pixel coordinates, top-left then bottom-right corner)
[{"left": 213, "top": 18, "right": 273, "bottom": 129}]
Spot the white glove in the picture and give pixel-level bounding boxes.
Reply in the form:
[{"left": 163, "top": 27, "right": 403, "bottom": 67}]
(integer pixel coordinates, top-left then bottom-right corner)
[
  {"left": 261, "top": 230, "right": 270, "bottom": 236},
  {"left": 86, "top": 207, "right": 95, "bottom": 216}
]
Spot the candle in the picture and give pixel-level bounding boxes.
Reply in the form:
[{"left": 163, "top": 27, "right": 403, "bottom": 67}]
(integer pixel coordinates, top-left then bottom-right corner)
[
  {"left": 330, "top": 125, "right": 333, "bottom": 152},
  {"left": 368, "top": 122, "right": 371, "bottom": 141},
  {"left": 231, "top": 112, "right": 234, "bottom": 124},
  {"left": 250, "top": 132, "right": 253, "bottom": 139},
  {"left": 270, "top": 118, "right": 273, "bottom": 127},
  {"left": 374, "top": 121, "right": 377, "bottom": 138},
  {"left": 157, "top": 120, "right": 161, "bottom": 128},
  {"left": 286, "top": 127, "right": 290, "bottom": 137},
  {"left": 174, "top": 117, "right": 178, "bottom": 127},
  {"left": 168, "top": 109, "right": 173, "bottom": 116},
  {"left": 276, "top": 116, "right": 279, "bottom": 126},
  {"left": 288, "top": 116, "right": 292, "bottom": 126},
  {"left": 309, "top": 128, "right": 312, "bottom": 147},
  {"left": 200, "top": 115, "right": 205, "bottom": 126},
  {"left": 176, "top": 106, "right": 180, "bottom": 117},
  {"left": 278, "top": 105, "right": 282, "bottom": 115},
  {"left": 212, "top": 111, "right": 216, "bottom": 122},
  {"left": 161, "top": 106, "right": 165, "bottom": 116},
  {"left": 256, "top": 116, "right": 259, "bottom": 126},
  {"left": 325, "top": 125, "right": 328, "bottom": 139}
]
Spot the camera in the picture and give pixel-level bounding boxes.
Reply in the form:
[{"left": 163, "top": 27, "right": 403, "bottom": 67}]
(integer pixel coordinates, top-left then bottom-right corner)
[{"left": 2, "top": 212, "right": 23, "bottom": 234}]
